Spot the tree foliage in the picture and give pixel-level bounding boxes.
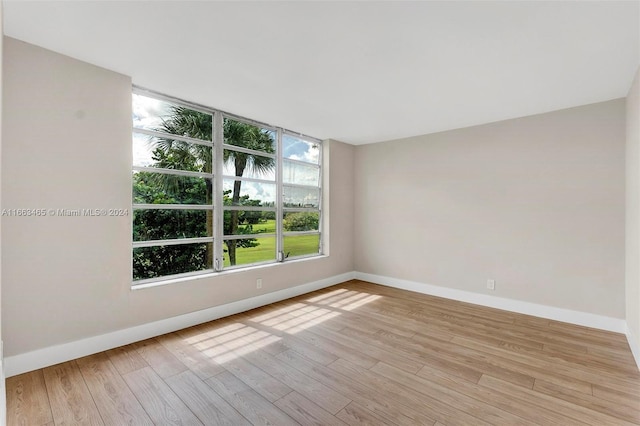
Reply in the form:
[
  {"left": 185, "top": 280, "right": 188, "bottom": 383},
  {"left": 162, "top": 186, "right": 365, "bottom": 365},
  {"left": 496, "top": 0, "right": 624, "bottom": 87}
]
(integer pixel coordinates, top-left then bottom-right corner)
[
  {"left": 132, "top": 171, "right": 209, "bottom": 280},
  {"left": 283, "top": 212, "right": 320, "bottom": 232},
  {"left": 133, "top": 105, "right": 276, "bottom": 280}
]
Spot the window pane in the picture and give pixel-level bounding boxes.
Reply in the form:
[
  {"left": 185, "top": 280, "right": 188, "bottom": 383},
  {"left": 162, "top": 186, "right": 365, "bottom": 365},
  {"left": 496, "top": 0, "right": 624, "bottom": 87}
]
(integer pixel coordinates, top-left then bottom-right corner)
[
  {"left": 133, "top": 93, "right": 212, "bottom": 141},
  {"left": 223, "top": 237, "right": 276, "bottom": 268},
  {"left": 283, "top": 160, "right": 319, "bottom": 186},
  {"left": 283, "top": 186, "right": 319, "bottom": 208},
  {"left": 283, "top": 211, "right": 319, "bottom": 232},
  {"left": 223, "top": 150, "right": 276, "bottom": 180},
  {"left": 284, "top": 234, "right": 320, "bottom": 258},
  {"left": 133, "top": 132, "right": 212, "bottom": 172},
  {"left": 223, "top": 179, "right": 276, "bottom": 207},
  {"left": 133, "top": 171, "right": 212, "bottom": 205},
  {"left": 133, "top": 209, "right": 211, "bottom": 241},
  {"left": 133, "top": 243, "right": 212, "bottom": 281},
  {"left": 283, "top": 135, "right": 320, "bottom": 164},
  {"left": 223, "top": 118, "right": 275, "bottom": 153},
  {"left": 223, "top": 210, "right": 275, "bottom": 236}
]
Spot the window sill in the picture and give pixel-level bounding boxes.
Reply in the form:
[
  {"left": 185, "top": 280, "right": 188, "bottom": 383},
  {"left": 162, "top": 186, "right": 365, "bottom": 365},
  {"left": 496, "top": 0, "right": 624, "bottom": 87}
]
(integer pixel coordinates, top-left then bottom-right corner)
[{"left": 131, "top": 254, "right": 328, "bottom": 291}]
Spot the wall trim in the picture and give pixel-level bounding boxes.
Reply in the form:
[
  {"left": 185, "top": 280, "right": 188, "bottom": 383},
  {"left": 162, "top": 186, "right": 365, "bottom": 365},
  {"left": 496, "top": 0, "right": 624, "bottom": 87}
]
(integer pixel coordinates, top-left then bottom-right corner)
[
  {"left": 6, "top": 270, "right": 636, "bottom": 377},
  {"left": 626, "top": 325, "right": 640, "bottom": 371},
  {"left": 354, "top": 272, "right": 627, "bottom": 334},
  {"left": 4, "top": 271, "right": 355, "bottom": 378}
]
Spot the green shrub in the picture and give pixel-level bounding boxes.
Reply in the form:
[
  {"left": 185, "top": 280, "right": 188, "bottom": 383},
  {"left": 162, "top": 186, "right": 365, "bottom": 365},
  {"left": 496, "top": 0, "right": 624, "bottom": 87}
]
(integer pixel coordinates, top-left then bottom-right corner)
[{"left": 283, "top": 212, "right": 319, "bottom": 231}]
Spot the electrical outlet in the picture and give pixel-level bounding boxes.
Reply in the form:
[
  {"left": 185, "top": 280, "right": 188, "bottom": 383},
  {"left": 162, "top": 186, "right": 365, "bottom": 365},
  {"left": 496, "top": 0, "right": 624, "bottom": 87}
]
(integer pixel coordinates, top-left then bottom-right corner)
[
  {"left": 256, "top": 278, "right": 262, "bottom": 289},
  {"left": 487, "top": 279, "right": 495, "bottom": 290}
]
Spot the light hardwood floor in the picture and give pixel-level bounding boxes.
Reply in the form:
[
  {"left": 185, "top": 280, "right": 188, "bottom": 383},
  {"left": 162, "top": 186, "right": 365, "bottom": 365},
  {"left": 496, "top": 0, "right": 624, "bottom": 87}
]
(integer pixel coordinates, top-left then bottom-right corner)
[{"left": 6, "top": 280, "right": 640, "bottom": 425}]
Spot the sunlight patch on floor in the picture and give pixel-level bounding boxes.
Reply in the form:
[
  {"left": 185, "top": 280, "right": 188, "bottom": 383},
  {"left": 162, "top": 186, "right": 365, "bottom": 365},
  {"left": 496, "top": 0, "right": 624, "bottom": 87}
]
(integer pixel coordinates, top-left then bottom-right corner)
[
  {"left": 248, "top": 303, "right": 309, "bottom": 322},
  {"left": 191, "top": 324, "right": 283, "bottom": 363},
  {"left": 272, "top": 309, "right": 341, "bottom": 334},
  {"left": 178, "top": 289, "right": 381, "bottom": 364},
  {"left": 338, "top": 294, "right": 382, "bottom": 311},
  {"left": 305, "top": 288, "right": 349, "bottom": 303},
  {"left": 182, "top": 322, "right": 246, "bottom": 345}
]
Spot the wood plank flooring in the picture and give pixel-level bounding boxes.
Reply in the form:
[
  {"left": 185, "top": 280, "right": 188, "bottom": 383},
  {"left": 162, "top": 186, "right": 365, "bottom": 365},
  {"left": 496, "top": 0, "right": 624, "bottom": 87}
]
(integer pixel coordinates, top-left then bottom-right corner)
[{"left": 6, "top": 280, "right": 640, "bottom": 425}]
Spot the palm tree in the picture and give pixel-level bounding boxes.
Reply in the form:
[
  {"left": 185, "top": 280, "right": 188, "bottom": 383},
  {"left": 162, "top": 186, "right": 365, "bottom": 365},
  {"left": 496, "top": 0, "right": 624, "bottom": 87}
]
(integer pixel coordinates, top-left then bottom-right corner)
[
  {"left": 152, "top": 106, "right": 275, "bottom": 267},
  {"left": 222, "top": 119, "right": 275, "bottom": 265}
]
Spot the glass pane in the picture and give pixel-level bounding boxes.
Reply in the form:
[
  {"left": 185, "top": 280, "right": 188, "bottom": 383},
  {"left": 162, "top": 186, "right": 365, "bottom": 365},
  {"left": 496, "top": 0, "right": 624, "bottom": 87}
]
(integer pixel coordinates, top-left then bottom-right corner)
[
  {"left": 283, "top": 160, "right": 319, "bottom": 186},
  {"left": 133, "top": 209, "right": 211, "bottom": 241},
  {"left": 133, "top": 243, "right": 212, "bottom": 281},
  {"left": 133, "top": 132, "right": 212, "bottom": 173},
  {"left": 284, "top": 234, "right": 320, "bottom": 258},
  {"left": 133, "top": 171, "right": 212, "bottom": 205},
  {"left": 283, "top": 186, "right": 319, "bottom": 208},
  {"left": 133, "top": 93, "right": 212, "bottom": 141},
  {"left": 283, "top": 135, "right": 320, "bottom": 164},
  {"left": 283, "top": 211, "right": 319, "bottom": 232},
  {"left": 223, "top": 237, "right": 276, "bottom": 268},
  {"left": 223, "top": 150, "right": 276, "bottom": 180},
  {"left": 223, "top": 210, "right": 276, "bottom": 236},
  {"left": 223, "top": 118, "right": 275, "bottom": 153},
  {"left": 223, "top": 179, "right": 276, "bottom": 207}
]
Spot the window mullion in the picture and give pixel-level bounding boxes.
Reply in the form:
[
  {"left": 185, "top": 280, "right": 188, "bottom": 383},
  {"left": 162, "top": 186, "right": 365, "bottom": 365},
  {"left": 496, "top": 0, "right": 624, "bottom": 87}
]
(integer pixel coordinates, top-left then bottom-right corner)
[
  {"left": 318, "top": 142, "right": 324, "bottom": 255},
  {"left": 133, "top": 236, "right": 214, "bottom": 248},
  {"left": 276, "top": 128, "right": 284, "bottom": 261},
  {"left": 132, "top": 166, "right": 213, "bottom": 179},
  {"left": 133, "top": 128, "right": 213, "bottom": 148},
  {"left": 222, "top": 143, "right": 276, "bottom": 159},
  {"left": 213, "top": 111, "right": 224, "bottom": 271}
]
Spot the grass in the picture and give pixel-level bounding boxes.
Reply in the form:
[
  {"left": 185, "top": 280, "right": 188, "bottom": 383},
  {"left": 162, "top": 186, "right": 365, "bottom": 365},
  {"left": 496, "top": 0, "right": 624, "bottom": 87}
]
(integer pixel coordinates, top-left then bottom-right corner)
[
  {"left": 251, "top": 220, "right": 276, "bottom": 234},
  {"left": 284, "top": 234, "right": 321, "bottom": 257},
  {"left": 223, "top": 220, "right": 319, "bottom": 267}
]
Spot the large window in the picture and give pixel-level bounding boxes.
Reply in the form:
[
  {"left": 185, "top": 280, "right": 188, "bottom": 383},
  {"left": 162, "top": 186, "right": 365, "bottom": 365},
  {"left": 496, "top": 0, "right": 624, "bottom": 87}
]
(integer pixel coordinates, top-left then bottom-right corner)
[{"left": 132, "top": 88, "right": 322, "bottom": 284}]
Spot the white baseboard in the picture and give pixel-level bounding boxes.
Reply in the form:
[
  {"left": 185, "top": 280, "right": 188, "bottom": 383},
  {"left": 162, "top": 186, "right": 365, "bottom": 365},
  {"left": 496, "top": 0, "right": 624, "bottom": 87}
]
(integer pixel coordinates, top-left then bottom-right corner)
[
  {"left": 626, "top": 325, "right": 640, "bottom": 371},
  {"left": 354, "top": 272, "right": 627, "bottom": 334},
  {"left": 4, "top": 271, "right": 355, "bottom": 378},
  {"left": 5, "top": 270, "right": 636, "bottom": 377}
]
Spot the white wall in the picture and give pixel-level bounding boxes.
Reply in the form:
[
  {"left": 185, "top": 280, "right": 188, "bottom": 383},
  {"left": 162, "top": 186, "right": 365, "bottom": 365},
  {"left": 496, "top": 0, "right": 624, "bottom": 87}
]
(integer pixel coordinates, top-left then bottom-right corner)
[
  {"left": 1, "top": 37, "right": 354, "bottom": 362},
  {"left": 0, "top": 4, "right": 5, "bottom": 424},
  {"left": 626, "top": 66, "right": 640, "bottom": 365},
  {"left": 355, "top": 100, "right": 626, "bottom": 319}
]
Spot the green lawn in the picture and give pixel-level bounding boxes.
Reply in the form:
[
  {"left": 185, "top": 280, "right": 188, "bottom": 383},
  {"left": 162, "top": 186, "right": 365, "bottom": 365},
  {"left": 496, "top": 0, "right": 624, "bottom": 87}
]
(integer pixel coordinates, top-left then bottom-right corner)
[
  {"left": 223, "top": 220, "right": 319, "bottom": 267},
  {"left": 284, "top": 234, "right": 320, "bottom": 257},
  {"left": 251, "top": 219, "right": 276, "bottom": 234}
]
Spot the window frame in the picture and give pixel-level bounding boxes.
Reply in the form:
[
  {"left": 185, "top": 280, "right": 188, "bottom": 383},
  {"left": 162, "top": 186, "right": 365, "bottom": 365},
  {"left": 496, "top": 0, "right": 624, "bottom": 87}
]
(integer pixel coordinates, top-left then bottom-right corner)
[{"left": 131, "top": 86, "right": 323, "bottom": 286}]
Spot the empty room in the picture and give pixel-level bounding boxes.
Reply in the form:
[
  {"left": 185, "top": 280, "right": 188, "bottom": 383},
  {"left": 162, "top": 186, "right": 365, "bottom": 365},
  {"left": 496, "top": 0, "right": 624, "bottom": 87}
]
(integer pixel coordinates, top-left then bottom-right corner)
[{"left": 1, "top": 1, "right": 639, "bottom": 425}]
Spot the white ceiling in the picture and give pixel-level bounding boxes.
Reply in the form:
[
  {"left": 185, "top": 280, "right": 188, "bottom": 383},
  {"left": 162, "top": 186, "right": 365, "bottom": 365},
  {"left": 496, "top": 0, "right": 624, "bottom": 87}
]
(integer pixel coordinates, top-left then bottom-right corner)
[{"left": 3, "top": 1, "right": 639, "bottom": 145}]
